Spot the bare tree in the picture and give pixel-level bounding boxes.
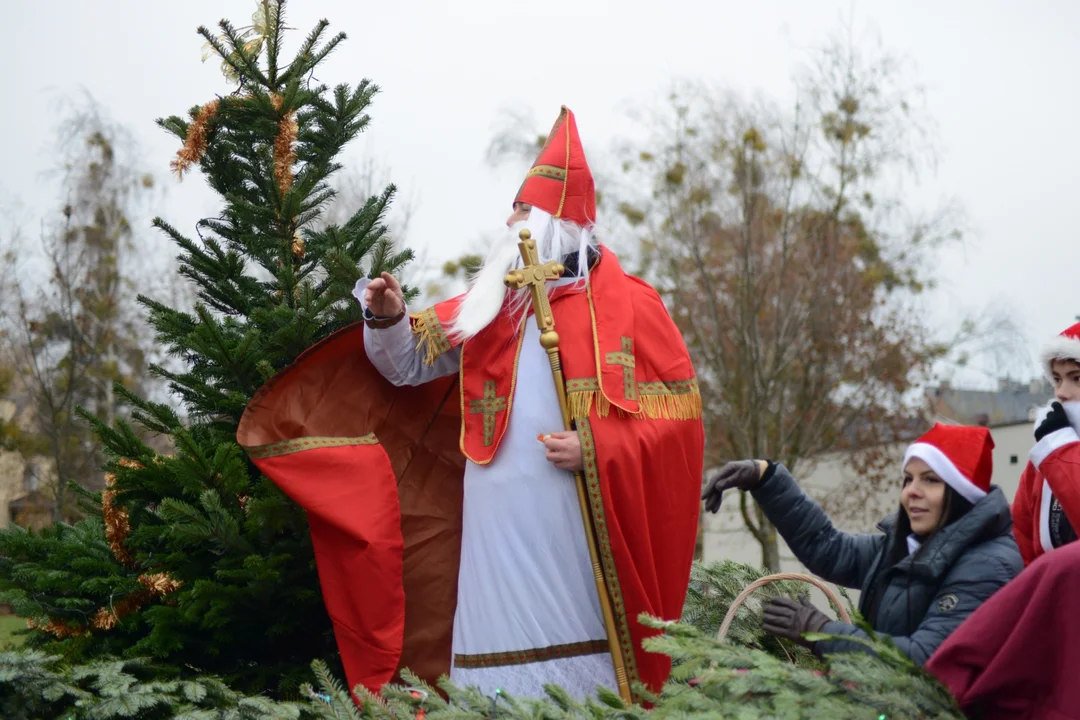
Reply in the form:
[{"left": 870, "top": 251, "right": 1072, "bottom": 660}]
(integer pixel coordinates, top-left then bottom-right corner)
[
  {"left": 613, "top": 29, "right": 986, "bottom": 570},
  {"left": 0, "top": 100, "right": 171, "bottom": 521}
]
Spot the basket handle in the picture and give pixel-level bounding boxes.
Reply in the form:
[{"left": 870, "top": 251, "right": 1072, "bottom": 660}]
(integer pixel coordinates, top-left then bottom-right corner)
[{"left": 716, "top": 572, "right": 852, "bottom": 643}]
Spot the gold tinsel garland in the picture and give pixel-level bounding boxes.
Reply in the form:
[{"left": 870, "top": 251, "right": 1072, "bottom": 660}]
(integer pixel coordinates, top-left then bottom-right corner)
[
  {"left": 102, "top": 458, "right": 143, "bottom": 569},
  {"left": 26, "top": 616, "right": 90, "bottom": 639},
  {"left": 270, "top": 93, "right": 298, "bottom": 195},
  {"left": 170, "top": 99, "right": 220, "bottom": 179},
  {"left": 31, "top": 457, "right": 184, "bottom": 639},
  {"left": 170, "top": 92, "right": 296, "bottom": 192},
  {"left": 91, "top": 573, "right": 185, "bottom": 631}
]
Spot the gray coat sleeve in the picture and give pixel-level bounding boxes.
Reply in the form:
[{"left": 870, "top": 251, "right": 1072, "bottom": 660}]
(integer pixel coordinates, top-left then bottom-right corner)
[
  {"left": 814, "top": 552, "right": 1017, "bottom": 665},
  {"left": 750, "top": 464, "right": 885, "bottom": 589}
]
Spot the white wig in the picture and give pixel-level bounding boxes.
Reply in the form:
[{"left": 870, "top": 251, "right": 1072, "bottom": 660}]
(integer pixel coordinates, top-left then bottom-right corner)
[{"left": 446, "top": 207, "right": 597, "bottom": 343}]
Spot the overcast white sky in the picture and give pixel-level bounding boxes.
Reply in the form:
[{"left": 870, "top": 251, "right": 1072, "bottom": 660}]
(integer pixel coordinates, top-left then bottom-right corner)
[{"left": 2, "top": 0, "right": 1078, "bottom": 388}]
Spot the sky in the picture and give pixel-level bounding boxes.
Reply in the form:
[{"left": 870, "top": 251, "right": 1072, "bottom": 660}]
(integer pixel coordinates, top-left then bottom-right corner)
[{"left": 2, "top": 0, "right": 1078, "bottom": 389}]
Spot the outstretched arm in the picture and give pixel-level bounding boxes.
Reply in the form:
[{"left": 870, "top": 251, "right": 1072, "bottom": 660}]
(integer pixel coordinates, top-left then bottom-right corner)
[
  {"left": 751, "top": 465, "right": 885, "bottom": 590},
  {"left": 358, "top": 275, "right": 458, "bottom": 386}
]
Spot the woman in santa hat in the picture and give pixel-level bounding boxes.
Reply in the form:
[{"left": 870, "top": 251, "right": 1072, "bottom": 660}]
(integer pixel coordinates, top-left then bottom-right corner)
[
  {"left": 701, "top": 423, "right": 1022, "bottom": 665},
  {"left": 1011, "top": 321, "right": 1080, "bottom": 565}
]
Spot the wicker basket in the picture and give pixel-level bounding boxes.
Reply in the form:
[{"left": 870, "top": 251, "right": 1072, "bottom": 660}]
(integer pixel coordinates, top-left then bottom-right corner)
[{"left": 716, "top": 572, "right": 852, "bottom": 643}]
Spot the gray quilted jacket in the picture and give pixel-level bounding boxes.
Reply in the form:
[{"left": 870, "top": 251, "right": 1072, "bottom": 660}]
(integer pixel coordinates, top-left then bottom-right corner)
[{"left": 750, "top": 464, "right": 1023, "bottom": 665}]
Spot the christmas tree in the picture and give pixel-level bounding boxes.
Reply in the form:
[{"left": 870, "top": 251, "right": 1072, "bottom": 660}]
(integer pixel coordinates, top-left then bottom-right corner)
[{"left": 0, "top": 0, "right": 413, "bottom": 696}]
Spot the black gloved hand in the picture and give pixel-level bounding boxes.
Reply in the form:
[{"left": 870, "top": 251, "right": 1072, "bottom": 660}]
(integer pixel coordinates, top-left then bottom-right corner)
[
  {"left": 761, "top": 595, "right": 830, "bottom": 648},
  {"left": 1036, "top": 401, "right": 1071, "bottom": 442},
  {"left": 701, "top": 459, "right": 765, "bottom": 514}
]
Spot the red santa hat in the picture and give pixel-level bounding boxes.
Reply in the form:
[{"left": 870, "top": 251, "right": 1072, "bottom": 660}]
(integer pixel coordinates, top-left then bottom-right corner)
[
  {"left": 1040, "top": 321, "right": 1080, "bottom": 377},
  {"left": 513, "top": 106, "right": 596, "bottom": 227},
  {"left": 902, "top": 423, "right": 994, "bottom": 504}
]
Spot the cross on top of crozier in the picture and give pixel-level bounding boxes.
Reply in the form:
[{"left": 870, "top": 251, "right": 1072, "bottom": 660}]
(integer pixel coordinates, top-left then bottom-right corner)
[{"left": 504, "top": 229, "right": 565, "bottom": 347}]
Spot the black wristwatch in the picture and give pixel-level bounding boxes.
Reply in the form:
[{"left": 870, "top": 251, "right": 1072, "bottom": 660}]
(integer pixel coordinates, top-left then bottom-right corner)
[{"left": 363, "top": 306, "right": 406, "bottom": 329}]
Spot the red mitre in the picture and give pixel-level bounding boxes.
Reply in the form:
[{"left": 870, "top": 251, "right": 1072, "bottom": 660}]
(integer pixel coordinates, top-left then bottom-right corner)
[{"left": 514, "top": 106, "right": 596, "bottom": 226}]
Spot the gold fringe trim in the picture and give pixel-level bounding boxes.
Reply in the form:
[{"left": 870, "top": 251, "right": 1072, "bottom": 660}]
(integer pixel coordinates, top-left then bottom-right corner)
[
  {"left": 566, "top": 378, "right": 702, "bottom": 421},
  {"left": 410, "top": 308, "right": 452, "bottom": 366}
]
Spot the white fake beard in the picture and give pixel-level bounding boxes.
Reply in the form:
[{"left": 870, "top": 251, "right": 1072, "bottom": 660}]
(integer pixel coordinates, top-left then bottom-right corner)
[
  {"left": 446, "top": 208, "right": 594, "bottom": 343},
  {"left": 1033, "top": 400, "right": 1080, "bottom": 433}
]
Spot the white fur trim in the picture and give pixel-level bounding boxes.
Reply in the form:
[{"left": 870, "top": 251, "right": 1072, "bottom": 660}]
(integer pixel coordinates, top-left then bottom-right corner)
[
  {"left": 903, "top": 443, "right": 988, "bottom": 504},
  {"left": 1040, "top": 335, "right": 1080, "bottom": 377},
  {"left": 1029, "top": 426, "right": 1080, "bottom": 468},
  {"left": 1040, "top": 479, "right": 1054, "bottom": 555}
]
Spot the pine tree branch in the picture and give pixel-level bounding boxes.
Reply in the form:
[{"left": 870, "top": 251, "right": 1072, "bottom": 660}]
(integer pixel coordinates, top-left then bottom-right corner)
[
  {"left": 265, "top": 0, "right": 286, "bottom": 89},
  {"left": 279, "top": 20, "right": 331, "bottom": 87}
]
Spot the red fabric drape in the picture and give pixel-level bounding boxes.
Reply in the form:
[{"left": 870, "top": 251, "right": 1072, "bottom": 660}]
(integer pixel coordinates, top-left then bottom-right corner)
[{"left": 926, "top": 541, "right": 1080, "bottom": 719}]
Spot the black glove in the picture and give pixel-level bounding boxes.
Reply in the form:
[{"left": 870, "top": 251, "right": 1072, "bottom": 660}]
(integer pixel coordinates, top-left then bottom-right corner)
[
  {"left": 701, "top": 459, "right": 764, "bottom": 514},
  {"left": 761, "top": 595, "right": 830, "bottom": 648},
  {"left": 1035, "top": 401, "right": 1071, "bottom": 442}
]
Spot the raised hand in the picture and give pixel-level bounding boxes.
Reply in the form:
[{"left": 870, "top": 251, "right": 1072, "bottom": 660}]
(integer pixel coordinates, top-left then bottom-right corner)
[
  {"left": 701, "top": 459, "right": 767, "bottom": 513},
  {"left": 1035, "top": 401, "right": 1071, "bottom": 442},
  {"left": 364, "top": 272, "right": 405, "bottom": 318}
]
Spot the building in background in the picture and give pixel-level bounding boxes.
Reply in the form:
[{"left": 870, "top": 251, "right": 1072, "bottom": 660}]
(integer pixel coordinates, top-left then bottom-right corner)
[{"left": 0, "top": 393, "right": 58, "bottom": 529}]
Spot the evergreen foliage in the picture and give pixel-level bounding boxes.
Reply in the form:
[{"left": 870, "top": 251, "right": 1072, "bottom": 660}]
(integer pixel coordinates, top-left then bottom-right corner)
[
  {"left": 0, "top": 562, "right": 964, "bottom": 718},
  {"left": 0, "top": 0, "right": 412, "bottom": 696},
  {"left": 681, "top": 559, "right": 850, "bottom": 666}
]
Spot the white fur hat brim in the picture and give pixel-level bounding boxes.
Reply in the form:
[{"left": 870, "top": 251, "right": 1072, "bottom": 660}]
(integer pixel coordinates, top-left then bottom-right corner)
[
  {"left": 903, "top": 442, "right": 988, "bottom": 504},
  {"left": 1040, "top": 335, "right": 1080, "bottom": 378}
]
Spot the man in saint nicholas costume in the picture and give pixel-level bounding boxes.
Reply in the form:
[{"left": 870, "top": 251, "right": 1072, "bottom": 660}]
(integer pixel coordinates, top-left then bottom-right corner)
[{"left": 236, "top": 107, "right": 705, "bottom": 703}]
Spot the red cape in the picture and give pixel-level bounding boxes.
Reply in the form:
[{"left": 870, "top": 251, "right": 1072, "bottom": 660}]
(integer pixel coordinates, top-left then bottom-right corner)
[
  {"left": 925, "top": 540, "right": 1080, "bottom": 719},
  {"left": 236, "top": 248, "right": 704, "bottom": 702}
]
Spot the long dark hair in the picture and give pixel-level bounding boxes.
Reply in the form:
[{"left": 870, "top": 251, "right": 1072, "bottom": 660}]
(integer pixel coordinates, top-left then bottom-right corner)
[
  {"left": 867, "top": 485, "right": 975, "bottom": 628},
  {"left": 883, "top": 485, "right": 975, "bottom": 570}
]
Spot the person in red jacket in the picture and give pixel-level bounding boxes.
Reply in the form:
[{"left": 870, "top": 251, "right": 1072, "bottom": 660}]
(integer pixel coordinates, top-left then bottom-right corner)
[
  {"left": 925, "top": 540, "right": 1080, "bottom": 719},
  {"left": 1012, "top": 321, "right": 1080, "bottom": 565}
]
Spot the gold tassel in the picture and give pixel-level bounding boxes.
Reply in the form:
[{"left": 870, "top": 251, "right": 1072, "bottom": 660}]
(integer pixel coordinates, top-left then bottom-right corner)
[{"left": 409, "top": 311, "right": 451, "bottom": 367}]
